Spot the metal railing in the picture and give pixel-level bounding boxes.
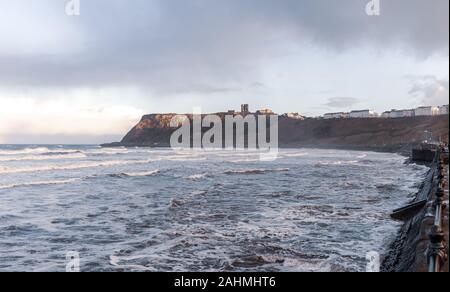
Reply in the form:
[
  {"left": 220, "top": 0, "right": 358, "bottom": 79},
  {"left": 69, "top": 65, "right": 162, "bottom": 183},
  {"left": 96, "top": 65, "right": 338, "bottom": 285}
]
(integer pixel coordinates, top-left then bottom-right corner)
[{"left": 427, "top": 145, "right": 448, "bottom": 272}]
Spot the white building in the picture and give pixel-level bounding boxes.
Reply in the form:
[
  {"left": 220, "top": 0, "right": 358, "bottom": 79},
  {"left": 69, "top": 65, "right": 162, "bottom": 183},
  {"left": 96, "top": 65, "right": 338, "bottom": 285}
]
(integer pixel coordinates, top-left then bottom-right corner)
[
  {"left": 415, "top": 106, "right": 439, "bottom": 117},
  {"left": 381, "top": 111, "right": 391, "bottom": 118},
  {"left": 400, "top": 109, "right": 415, "bottom": 117},
  {"left": 439, "top": 105, "right": 449, "bottom": 115},
  {"left": 257, "top": 108, "right": 274, "bottom": 115},
  {"left": 285, "top": 112, "right": 305, "bottom": 120},
  {"left": 323, "top": 112, "right": 348, "bottom": 119},
  {"left": 349, "top": 110, "right": 377, "bottom": 118},
  {"left": 387, "top": 109, "right": 415, "bottom": 118}
]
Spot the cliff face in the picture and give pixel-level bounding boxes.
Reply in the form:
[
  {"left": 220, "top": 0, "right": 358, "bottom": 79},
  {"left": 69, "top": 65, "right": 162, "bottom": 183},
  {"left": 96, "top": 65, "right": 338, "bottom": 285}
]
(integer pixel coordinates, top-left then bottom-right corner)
[
  {"left": 278, "top": 115, "right": 449, "bottom": 153},
  {"left": 104, "top": 114, "right": 449, "bottom": 153},
  {"left": 117, "top": 114, "right": 179, "bottom": 147}
]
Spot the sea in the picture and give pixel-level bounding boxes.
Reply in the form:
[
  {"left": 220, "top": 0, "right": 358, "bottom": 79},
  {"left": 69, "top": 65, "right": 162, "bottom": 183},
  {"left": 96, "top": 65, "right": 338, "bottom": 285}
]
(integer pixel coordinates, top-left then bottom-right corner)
[{"left": 0, "top": 145, "right": 429, "bottom": 272}]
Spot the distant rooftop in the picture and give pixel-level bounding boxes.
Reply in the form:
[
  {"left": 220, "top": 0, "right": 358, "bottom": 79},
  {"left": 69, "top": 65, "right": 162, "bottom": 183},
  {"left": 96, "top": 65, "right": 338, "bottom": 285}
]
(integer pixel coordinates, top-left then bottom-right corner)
[{"left": 350, "top": 109, "right": 372, "bottom": 113}]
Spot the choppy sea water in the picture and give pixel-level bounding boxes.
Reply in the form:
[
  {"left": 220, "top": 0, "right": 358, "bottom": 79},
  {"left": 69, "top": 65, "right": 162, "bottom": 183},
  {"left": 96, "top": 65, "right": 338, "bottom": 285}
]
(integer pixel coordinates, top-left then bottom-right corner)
[{"left": 0, "top": 145, "right": 429, "bottom": 272}]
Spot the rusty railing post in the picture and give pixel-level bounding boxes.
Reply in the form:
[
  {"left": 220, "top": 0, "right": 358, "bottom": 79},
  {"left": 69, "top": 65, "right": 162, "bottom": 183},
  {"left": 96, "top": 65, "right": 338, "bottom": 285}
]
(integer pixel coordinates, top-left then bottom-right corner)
[{"left": 428, "top": 146, "right": 448, "bottom": 272}]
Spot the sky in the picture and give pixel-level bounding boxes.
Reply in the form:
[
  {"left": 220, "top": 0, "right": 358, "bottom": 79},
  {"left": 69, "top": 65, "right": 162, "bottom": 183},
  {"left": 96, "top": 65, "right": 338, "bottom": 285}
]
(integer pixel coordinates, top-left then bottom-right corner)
[{"left": 0, "top": 0, "right": 448, "bottom": 144}]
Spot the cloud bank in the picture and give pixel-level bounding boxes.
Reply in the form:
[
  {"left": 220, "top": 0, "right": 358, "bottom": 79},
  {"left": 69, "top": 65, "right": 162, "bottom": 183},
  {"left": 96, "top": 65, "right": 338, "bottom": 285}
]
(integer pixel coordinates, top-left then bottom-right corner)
[
  {"left": 0, "top": 0, "right": 448, "bottom": 143},
  {"left": 0, "top": 0, "right": 448, "bottom": 92}
]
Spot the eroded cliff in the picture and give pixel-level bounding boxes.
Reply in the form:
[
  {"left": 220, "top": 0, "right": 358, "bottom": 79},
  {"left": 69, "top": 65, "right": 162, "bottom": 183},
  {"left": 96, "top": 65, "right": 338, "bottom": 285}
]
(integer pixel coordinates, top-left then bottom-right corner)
[{"left": 103, "top": 114, "right": 449, "bottom": 154}]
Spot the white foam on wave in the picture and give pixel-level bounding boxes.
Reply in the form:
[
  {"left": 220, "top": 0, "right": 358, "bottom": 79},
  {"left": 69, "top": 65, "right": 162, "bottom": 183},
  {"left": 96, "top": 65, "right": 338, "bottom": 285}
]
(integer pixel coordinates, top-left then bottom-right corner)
[
  {"left": 109, "top": 255, "right": 155, "bottom": 271},
  {"left": 216, "top": 151, "right": 264, "bottom": 157},
  {"left": 185, "top": 173, "right": 208, "bottom": 181},
  {"left": 0, "top": 153, "right": 87, "bottom": 162},
  {"left": 159, "top": 154, "right": 206, "bottom": 162},
  {"left": 0, "top": 147, "right": 80, "bottom": 156},
  {"left": 281, "top": 152, "right": 309, "bottom": 158},
  {"left": 121, "top": 170, "right": 160, "bottom": 177},
  {"left": 224, "top": 168, "right": 290, "bottom": 175},
  {"left": 85, "top": 147, "right": 129, "bottom": 155},
  {"left": 230, "top": 158, "right": 261, "bottom": 163},
  {"left": 0, "top": 178, "right": 80, "bottom": 190},
  {"left": 0, "top": 159, "right": 154, "bottom": 175},
  {"left": 317, "top": 160, "right": 359, "bottom": 166},
  {"left": 0, "top": 169, "right": 162, "bottom": 189},
  {"left": 0, "top": 147, "right": 131, "bottom": 158}
]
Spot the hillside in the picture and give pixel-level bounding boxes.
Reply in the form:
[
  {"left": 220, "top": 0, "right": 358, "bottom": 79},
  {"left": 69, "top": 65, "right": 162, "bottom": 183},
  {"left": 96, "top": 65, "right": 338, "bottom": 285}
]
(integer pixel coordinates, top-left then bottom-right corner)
[{"left": 103, "top": 114, "right": 449, "bottom": 154}]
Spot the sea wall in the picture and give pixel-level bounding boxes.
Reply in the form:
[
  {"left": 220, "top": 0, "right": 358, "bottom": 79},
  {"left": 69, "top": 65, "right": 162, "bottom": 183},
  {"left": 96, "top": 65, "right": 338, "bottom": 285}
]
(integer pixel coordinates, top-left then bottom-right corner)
[{"left": 381, "top": 154, "right": 449, "bottom": 272}]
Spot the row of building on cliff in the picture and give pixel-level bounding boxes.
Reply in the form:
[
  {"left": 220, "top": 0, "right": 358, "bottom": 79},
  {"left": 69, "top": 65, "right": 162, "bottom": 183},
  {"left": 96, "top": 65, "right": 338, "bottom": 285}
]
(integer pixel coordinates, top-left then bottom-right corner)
[
  {"left": 229, "top": 104, "right": 448, "bottom": 120},
  {"left": 228, "top": 104, "right": 305, "bottom": 120},
  {"left": 323, "top": 105, "right": 449, "bottom": 120},
  {"left": 239, "top": 104, "right": 277, "bottom": 115}
]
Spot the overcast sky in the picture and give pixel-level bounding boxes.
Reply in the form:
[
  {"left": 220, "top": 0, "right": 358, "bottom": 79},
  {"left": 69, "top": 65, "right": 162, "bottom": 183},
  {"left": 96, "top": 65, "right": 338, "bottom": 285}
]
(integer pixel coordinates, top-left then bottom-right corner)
[{"left": 0, "top": 0, "right": 448, "bottom": 144}]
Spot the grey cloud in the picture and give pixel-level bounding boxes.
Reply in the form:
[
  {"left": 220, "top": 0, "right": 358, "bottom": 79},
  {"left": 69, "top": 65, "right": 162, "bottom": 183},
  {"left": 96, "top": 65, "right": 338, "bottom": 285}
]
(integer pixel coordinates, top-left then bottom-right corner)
[
  {"left": 250, "top": 82, "right": 265, "bottom": 88},
  {"left": 0, "top": 0, "right": 448, "bottom": 92},
  {"left": 323, "top": 97, "right": 360, "bottom": 108},
  {"left": 407, "top": 75, "right": 449, "bottom": 106},
  {"left": 171, "top": 84, "right": 242, "bottom": 95}
]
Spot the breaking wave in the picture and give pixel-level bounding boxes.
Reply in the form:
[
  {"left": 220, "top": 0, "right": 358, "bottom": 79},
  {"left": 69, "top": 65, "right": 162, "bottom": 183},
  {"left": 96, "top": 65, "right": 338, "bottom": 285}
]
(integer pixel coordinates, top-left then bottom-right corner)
[
  {"left": 0, "top": 170, "right": 161, "bottom": 189},
  {"left": 0, "top": 153, "right": 87, "bottom": 162},
  {"left": 0, "top": 178, "right": 80, "bottom": 190},
  {"left": 85, "top": 147, "right": 129, "bottom": 156},
  {"left": 0, "top": 147, "right": 131, "bottom": 157},
  {"left": 110, "top": 170, "right": 161, "bottom": 178},
  {"left": 317, "top": 160, "right": 359, "bottom": 166},
  {"left": 0, "top": 159, "right": 154, "bottom": 174},
  {"left": 224, "top": 168, "right": 290, "bottom": 175},
  {"left": 281, "top": 153, "right": 309, "bottom": 158},
  {"left": 0, "top": 147, "right": 83, "bottom": 156},
  {"left": 185, "top": 173, "right": 208, "bottom": 181}
]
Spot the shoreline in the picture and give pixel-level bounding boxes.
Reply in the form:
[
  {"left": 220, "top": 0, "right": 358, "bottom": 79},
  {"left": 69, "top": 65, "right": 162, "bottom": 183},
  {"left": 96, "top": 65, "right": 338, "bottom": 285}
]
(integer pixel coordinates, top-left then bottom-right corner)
[{"left": 100, "top": 143, "right": 414, "bottom": 157}]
